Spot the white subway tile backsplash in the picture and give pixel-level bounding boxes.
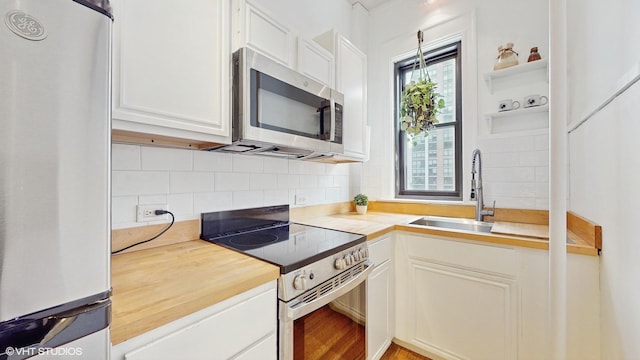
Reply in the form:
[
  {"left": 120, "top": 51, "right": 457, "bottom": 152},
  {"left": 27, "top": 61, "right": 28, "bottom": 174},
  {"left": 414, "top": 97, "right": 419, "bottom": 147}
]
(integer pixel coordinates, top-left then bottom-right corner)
[
  {"left": 140, "top": 146, "right": 192, "bottom": 171},
  {"left": 491, "top": 196, "right": 537, "bottom": 210},
  {"left": 318, "top": 175, "right": 334, "bottom": 188},
  {"left": 112, "top": 171, "right": 170, "bottom": 196},
  {"left": 171, "top": 172, "right": 215, "bottom": 193},
  {"left": 193, "top": 151, "right": 232, "bottom": 172},
  {"left": 299, "top": 175, "right": 319, "bottom": 189},
  {"left": 483, "top": 152, "right": 519, "bottom": 167},
  {"left": 277, "top": 174, "right": 300, "bottom": 189},
  {"left": 194, "top": 192, "right": 233, "bottom": 213},
  {"left": 111, "top": 146, "right": 355, "bottom": 228},
  {"left": 138, "top": 194, "right": 167, "bottom": 205},
  {"left": 325, "top": 187, "right": 343, "bottom": 202},
  {"left": 233, "top": 190, "right": 264, "bottom": 209},
  {"left": 264, "top": 190, "right": 289, "bottom": 206},
  {"left": 333, "top": 175, "right": 349, "bottom": 188},
  {"left": 519, "top": 151, "right": 548, "bottom": 166},
  {"left": 289, "top": 160, "right": 326, "bottom": 175},
  {"left": 233, "top": 154, "right": 264, "bottom": 173},
  {"left": 303, "top": 188, "right": 326, "bottom": 204},
  {"left": 250, "top": 173, "right": 278, "bottom": 190},
  {"left": 484, "top": 167, "right": 535, "bottom": 183},
  {"left": 327, "top": 163, "right": 350, "bottom": 175},
  {"left": 215, "top": 172, "right": 251, "bottom": 191},
  {"left": 534, "top": 134, "right": 549, "bottom": 150},
  {"left": 166, "top": 193, "right": 194, "bottom": 220},
  {"left": 263, "top": 158, "right": 289, "bottom": 174},
  {"left": 478, "top": 136, "right": 535, "bottom": 153},
  {"left": 112, "top": 144, "right": 140, "bottom": 170},
  {"left": 485, "top": 182, "right": 537, "bottom": 198}
]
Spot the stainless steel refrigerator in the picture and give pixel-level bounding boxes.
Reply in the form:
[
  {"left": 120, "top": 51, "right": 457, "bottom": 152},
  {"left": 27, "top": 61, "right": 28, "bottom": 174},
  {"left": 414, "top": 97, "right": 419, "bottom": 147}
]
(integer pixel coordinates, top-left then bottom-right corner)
[{"left": 0, "top": 0, "right": 112, "bottom": 359}]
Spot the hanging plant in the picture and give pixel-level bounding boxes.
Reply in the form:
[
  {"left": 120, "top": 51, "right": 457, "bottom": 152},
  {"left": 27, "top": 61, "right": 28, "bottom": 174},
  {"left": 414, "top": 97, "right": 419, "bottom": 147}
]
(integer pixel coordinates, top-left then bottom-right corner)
[{"left": 400, "top": 30, "right": 445, "bottom": 143}]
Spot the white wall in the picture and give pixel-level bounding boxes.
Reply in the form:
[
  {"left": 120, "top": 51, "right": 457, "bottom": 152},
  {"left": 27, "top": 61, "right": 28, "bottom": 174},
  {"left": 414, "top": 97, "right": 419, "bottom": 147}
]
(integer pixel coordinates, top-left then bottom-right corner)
[
  {"left": 111, "top": 0, "right": 361, "bottom": 229},
  {"left": 363, "top": 0, "right": 549, "bottom": 209},
  {"left": 567, "top": 0, "right": 640, "bottom": 358}
]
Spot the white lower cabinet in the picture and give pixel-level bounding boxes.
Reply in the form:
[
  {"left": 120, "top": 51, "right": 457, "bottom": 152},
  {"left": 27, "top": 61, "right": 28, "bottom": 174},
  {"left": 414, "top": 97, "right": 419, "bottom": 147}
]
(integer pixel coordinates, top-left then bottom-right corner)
[
  {"left": 394, "top": 232, "right": 600, "bottom": 360},
  {"left": 111, "top": 281, "right": 277, "bottom": 360},
  {"left": 366, "top": 235, "right": 394, "bottom": 360}
]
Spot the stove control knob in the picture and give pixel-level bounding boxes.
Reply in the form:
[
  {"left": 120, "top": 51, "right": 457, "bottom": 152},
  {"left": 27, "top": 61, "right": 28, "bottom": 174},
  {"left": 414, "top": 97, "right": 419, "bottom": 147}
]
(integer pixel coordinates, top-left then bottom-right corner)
[
  {"left": 352, "top": 251, "right": 361, "bottom": 262},
  {"left": 334, "top": 258, "right": 346, "bottom": 270},
  {"left": 293, "top": 275, "right": 307, "bottom": 290},
  {"left": 344, "top": 254, "right": 353, "bottom": 266},
  {"left": 360, "top": 249, "right": 368, "bottom": 259}
]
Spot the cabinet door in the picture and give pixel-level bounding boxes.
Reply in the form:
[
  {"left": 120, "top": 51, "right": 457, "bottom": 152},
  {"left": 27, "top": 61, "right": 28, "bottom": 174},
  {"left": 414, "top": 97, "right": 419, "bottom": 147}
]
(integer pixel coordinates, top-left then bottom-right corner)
[
  {"left": 297, "top": 38, "right": 334, "bottom": 88},
  {"left": 395, "top": 234, "right": 518, "bottom": 360},
  {"left": 240, "top": 2, "right": 294, "bottom": 67},
  {"left": 335, "top": 35, "right": 368, "bottom": 159},
  {"left": 111, "top": 0, "right": 230, "bottom": 140},
  {"left": 367, "top": 260, "right": 392, "bottom": 360}
]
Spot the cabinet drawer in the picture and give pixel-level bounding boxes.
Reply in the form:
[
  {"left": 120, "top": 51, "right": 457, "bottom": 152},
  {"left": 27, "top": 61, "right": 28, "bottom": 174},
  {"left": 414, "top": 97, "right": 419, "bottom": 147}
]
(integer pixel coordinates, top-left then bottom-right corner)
[
  {"left": 234, "top": 333, "right": 277, "bottom": 360},
  {"left": 369, "top": 235, "right": 393, "bottom": 266},
  {"left": 124, "top": 287, "right": 276, "bottom": 360}
]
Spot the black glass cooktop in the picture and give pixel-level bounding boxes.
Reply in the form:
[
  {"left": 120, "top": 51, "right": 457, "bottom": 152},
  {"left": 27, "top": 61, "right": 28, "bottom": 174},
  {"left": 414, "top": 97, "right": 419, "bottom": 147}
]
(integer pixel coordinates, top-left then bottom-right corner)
[{"left": 201, "top": 205, "right": 365, "bottom": 273}]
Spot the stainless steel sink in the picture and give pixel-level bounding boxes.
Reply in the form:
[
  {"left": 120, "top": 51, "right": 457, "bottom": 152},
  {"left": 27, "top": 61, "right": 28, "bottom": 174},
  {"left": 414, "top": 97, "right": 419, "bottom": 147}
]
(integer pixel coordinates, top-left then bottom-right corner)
[{"left": 409, "top": 216, "right": 494, "bottom": 233}]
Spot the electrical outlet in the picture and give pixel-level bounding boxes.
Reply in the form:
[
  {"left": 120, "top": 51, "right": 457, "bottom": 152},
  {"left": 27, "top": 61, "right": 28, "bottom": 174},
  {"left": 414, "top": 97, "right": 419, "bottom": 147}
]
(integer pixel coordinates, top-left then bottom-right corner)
[
  {"left": 136, "top": 204, "right": 168, "bottom": 222},
  {"left": 295, "top": 192, "right": 307, "bottom": 205}
]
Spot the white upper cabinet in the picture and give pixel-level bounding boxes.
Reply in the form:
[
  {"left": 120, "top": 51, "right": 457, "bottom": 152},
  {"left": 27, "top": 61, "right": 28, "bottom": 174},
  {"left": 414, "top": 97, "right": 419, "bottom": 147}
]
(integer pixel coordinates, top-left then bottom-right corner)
[
  {"left": 315, "top": 30, "right": 369, "bottom": 159},
  {"left": 233, "top": 0, "right": 295, "bottom": 67},
  {"left": 111, "top": 0, "right": 231, "bottom": 146},
  {"left": 296, "top": 37, "right": 335, "bottom": 88}
]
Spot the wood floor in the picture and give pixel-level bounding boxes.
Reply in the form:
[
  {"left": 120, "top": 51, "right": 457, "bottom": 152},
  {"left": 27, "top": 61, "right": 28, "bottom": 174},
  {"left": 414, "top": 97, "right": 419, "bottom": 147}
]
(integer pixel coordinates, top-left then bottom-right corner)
[
  {"left": 294, "top": 305, "right": 366, "bottom": 360},
  {"left": 293, "top": 304, "right": 431, "bottom": 360},
  {"left": 380, "top": 343, "right": 432, "bottom": 360}
]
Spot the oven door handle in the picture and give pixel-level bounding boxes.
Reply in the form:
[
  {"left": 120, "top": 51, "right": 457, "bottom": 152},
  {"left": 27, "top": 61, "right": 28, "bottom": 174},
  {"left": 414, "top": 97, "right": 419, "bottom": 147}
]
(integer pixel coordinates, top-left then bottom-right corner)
[{"left": 284, "top": 260, "right": 374, "bottom": 320}]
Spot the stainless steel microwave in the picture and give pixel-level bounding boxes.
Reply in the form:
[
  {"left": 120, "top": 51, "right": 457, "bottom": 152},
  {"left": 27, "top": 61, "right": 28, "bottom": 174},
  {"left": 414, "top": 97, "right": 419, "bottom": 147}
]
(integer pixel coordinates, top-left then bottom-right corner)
[{"left": 222, "top": 47, "right": 344, "bottom": 158}]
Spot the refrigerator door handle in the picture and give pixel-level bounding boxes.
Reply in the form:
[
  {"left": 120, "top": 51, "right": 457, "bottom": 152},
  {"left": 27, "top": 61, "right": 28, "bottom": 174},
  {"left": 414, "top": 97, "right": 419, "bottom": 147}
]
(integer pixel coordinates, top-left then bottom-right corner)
[
  {"left": 0, "top": 298, "right": 111, "bottom": 359},
  {"left": 39, "top": 299, "right": 109, "bottom": 346}
]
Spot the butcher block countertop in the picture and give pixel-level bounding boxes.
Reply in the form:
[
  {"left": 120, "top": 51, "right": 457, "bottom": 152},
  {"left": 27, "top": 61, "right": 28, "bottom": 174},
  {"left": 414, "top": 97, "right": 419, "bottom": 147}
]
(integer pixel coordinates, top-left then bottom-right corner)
[
  {"left": 110, "top": 240, "right": 279, "bottom": 345},
  {"left": 294, "top": 211, "right": 598, "bottom": 256}
]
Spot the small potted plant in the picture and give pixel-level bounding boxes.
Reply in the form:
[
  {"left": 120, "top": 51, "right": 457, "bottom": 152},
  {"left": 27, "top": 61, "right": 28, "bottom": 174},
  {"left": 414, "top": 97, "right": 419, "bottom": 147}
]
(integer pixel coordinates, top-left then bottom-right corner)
[{"left": 354, "top": 193, "right": 369, "bottom": 215}]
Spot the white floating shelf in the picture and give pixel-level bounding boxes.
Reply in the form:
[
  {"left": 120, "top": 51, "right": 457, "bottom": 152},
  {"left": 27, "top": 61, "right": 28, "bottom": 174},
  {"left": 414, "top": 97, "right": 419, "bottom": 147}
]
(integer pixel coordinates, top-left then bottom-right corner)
[
  {"left": 485, "top": 104, "right": 549, "bottom": 133},
  {"left": 483, "top": 59, "right": 548, "bottom": 93}
]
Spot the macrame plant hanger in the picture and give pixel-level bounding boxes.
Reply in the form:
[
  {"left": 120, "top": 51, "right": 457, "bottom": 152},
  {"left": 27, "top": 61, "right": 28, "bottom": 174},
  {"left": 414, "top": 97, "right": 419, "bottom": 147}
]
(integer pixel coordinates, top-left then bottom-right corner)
[{"left": 411, "top": 30, "right": 431, "bottom": 83}]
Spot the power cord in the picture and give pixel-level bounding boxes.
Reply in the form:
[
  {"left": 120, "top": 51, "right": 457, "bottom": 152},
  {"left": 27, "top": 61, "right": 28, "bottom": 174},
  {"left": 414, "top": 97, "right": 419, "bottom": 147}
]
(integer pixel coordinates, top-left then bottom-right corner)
[{"left": 112, "top": 210, "right": 175, "bottom": 255}]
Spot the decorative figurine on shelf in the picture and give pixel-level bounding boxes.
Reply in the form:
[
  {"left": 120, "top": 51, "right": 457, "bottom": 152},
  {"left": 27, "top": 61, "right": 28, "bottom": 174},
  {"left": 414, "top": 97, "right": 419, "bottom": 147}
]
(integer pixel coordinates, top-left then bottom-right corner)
[
  {"left": 493, "top": 42, "right": 519, "bottom": 70},
  {"left": 527, "top": 46, "right": 541, "bottom": 62}
]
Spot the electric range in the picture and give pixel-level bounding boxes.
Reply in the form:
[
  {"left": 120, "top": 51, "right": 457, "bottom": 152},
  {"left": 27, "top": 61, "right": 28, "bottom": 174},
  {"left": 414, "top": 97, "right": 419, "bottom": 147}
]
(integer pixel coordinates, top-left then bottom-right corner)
[{"left": 200, "top": 205, "right": 369, "bottom": 301}]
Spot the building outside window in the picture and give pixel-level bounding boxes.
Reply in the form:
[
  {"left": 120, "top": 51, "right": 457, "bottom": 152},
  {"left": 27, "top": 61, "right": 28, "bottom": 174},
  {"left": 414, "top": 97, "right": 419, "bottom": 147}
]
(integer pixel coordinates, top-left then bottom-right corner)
[{"left": 395, "top": 41, "right": 462, "bottom": 200}]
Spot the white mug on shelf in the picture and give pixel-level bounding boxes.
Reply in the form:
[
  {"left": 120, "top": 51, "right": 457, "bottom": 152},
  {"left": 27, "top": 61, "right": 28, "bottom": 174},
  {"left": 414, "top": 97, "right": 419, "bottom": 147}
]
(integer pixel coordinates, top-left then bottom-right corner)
[
  {"left": 498, "top": 99, "right": 520, "bottom": 112},
  {"left": 524, "top": 94, "right": 548, "bottom": 107}
]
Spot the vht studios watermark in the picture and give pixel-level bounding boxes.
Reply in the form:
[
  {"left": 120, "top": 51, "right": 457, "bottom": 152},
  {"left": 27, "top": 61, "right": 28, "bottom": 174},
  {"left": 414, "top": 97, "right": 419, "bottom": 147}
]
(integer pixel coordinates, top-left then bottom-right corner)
[{"left": 3, "top": 346, "right": 83, "bottom": 357}]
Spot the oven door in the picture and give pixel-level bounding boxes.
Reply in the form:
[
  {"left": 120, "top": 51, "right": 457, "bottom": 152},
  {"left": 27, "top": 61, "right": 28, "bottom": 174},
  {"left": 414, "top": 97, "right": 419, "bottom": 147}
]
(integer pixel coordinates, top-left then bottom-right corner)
[
  {"left": 234, "top": 47, "right": 343, "bottom": 153},
  {"left": 279, "top": 261, "right": 373, "bottom": 360}
]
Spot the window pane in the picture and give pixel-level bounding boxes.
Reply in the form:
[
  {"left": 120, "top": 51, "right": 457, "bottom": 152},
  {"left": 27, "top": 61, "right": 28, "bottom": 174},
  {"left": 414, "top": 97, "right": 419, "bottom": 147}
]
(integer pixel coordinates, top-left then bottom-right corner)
[
  {"left": 402, "top": 126, "right": 456, "bottom": 191},
  {"left": 396, "top": 41, "right": 461, "bottom": 200}
]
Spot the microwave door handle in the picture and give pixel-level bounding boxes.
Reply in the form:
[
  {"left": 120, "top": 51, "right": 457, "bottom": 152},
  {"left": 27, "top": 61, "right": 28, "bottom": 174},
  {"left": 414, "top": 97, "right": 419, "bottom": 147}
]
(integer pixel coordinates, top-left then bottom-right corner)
[{"left": 329, "top": 98, "right": 336, "bottom": 142}]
